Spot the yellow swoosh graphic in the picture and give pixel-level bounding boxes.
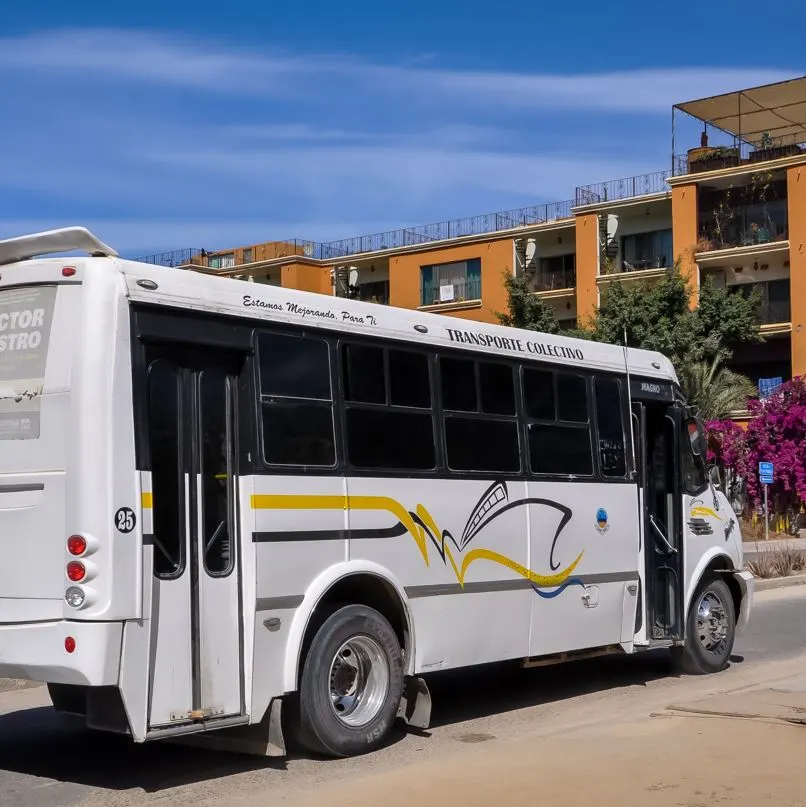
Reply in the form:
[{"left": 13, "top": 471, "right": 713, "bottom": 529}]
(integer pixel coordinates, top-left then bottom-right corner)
[
  {"left": 691, "top": 506, "right": 721, "bottom": 520},
  {"left": 252, "top": 493, "right": 581, "bottom": 589}
]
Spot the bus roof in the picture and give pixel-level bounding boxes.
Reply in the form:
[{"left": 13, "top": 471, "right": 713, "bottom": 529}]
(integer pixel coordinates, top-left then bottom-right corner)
[
  {"left": 0, "top": 227, "right": 678, "bottom": 384},
  {"left": 116, "top": 256, "right": 679, "bottom": 385}
]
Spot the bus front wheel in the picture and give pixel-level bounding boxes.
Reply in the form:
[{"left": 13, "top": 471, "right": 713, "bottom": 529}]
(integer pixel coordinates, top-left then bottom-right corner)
[
  {"left": 674, "top": 576, "right": 736, "bottom": 675},
  {"left": 295, "top": 604, "right": 404, "bottom": 758}
]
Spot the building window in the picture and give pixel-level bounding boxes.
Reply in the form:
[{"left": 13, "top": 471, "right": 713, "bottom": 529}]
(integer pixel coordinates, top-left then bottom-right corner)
[
  {"left": 208, "top": 253, "right": 236, "bottom": 270},
  {"left": 621, "top": 229, "right": 672, "bottom": 272},
  {"left": 421, "top": 258, "right": 481, "bottom": 306},
  {"left": 243, "top": 248, "right": 254, "bottom": 263}
]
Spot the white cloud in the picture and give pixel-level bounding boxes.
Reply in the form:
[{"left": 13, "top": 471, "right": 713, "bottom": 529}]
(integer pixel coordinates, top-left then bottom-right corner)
[
  {"left": 2, "top": 27, "right": 798, "bottom": 256},
  {"left": 0, "top": 27, "right": 796, "bottom": 113}
]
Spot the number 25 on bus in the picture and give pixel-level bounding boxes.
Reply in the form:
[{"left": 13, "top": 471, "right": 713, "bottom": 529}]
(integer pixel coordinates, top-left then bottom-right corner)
[{"left": 0, "top": 228, "right": 753, "bottom": 759}]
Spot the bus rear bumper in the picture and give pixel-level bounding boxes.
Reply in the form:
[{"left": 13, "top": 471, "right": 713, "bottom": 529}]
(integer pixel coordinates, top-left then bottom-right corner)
[{"left": 0, "top": 620, "right": 122, "bottom": 686}]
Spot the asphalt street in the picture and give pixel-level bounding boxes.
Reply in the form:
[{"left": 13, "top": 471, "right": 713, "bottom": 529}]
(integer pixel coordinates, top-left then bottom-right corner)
[{"left": 1, "top": 585, "right": 805, "bottom": 807}]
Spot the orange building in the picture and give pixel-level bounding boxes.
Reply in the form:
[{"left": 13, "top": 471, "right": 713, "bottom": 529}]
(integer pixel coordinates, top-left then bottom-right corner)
[{"left": 138, "top": 77, "right": 806, "bottom": 398}]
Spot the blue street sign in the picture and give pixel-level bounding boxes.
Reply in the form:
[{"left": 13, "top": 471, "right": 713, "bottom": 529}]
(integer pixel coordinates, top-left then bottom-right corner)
[{"left": 759, "top": 461, "right": 774, "bottom": 484}]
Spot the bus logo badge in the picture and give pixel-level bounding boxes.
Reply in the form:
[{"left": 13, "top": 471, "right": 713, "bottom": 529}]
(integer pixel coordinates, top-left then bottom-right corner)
[{"left": 595, "top": 508, "right": 609, "bottom": 534}]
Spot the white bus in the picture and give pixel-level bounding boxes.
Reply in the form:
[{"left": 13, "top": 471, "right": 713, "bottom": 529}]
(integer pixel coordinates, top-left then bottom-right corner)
[{"left": 0, "top": 228, "right": 753, "bottom": 759}]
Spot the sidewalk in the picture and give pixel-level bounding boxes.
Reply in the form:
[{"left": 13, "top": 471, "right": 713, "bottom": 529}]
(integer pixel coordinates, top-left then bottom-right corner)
[{"left": 743, "top": 536, "right": 806, "bottom": 559}]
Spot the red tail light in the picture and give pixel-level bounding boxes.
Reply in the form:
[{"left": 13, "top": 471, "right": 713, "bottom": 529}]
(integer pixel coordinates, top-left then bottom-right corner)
[
  {"left": 66, "top": 561, "right": 86, "bottom": 582},
  {"left": 67, "top": 535, "right": 87, "bottom": 556},
  {"left": 62, "top": 266, "right": 77, "bottom": 277},
  {"left": 64, "top": 636, "right": 76, "bottom": 653}
]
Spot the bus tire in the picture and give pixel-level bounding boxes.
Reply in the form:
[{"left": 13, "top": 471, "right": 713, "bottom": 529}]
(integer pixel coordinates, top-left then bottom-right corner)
[
  {"left": 296, "top": 604, "right": 404, "bottom": 758},
  {"left": 674, "top": 576, "right": 736, "bottom": 675}
]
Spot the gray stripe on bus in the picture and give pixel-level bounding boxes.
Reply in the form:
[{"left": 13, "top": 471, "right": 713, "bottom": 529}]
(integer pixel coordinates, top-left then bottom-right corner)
[
  {"left": 256, "top": 595, "right": 305, "bottom": 611},
  {"left": 405, "top": 571, "right": 637, "bottom": 599}
]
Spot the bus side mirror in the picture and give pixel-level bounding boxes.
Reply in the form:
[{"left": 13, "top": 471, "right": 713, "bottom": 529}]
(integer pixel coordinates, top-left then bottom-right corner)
[
  {"left": 708, "top": 465, "right": 722, "bottom": 489},
  {"left": 686, "top": 418, "right": 707, "bottom": 468}
]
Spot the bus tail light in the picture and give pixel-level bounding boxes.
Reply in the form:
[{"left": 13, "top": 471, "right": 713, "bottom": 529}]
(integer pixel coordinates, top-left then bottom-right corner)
[
  {"left": 64, "top": 636, "right": 76, "bottom": 653},
  {"left": 67, "top": 535, "right": 87, "bottom": 556},
  {"left": 62, "top": 266, "right": 77, "bottom": 277},
  {"left": 66, "top": 561, "right": 86, "bottom": 582}
]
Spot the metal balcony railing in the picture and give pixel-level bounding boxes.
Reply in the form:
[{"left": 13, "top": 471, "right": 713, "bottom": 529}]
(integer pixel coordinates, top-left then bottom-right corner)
[
  {"left": 698, "top": 200, "right": 788, "bottom": 251},
  {"left": 132, "top": 201, "right": 574, "bottom": 269},
  {"left": 674, "top": 136, "right": 806, "bottom": 177},
  {"left": 528, "top": 267, "right": 576, "bottom": 291},
  {"left": 575, "top": 170, "right": 672, "bottom": 206},
  {"left": 757, "top": 299, "right": 791, "bottom": 325}
]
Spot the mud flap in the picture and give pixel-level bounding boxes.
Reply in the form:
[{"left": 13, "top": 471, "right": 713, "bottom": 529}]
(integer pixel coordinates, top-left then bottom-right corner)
[{"left": 397, "top": 676, "right": 432, "bottom": 730}]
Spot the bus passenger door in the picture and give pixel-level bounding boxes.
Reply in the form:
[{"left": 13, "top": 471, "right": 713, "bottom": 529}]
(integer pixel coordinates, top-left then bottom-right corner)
[
  {"left": 145, "top": 347, "right": 245, "bottom": 732},
  {"left": 633, "top": 402, "right": 685, "bottom": 643}
]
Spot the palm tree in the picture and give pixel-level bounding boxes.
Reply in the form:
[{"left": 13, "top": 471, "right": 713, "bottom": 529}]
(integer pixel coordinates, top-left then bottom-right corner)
[{"left": 679, "top": 354, "right": 757, "bottom": 421}]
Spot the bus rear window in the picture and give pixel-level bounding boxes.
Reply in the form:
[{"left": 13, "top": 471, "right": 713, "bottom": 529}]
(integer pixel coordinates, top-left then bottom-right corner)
[{"left": 0, "top": 285, "right": 57, "bottom": 440}]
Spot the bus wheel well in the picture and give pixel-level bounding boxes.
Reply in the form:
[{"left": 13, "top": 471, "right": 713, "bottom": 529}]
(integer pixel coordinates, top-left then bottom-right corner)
[
  {"left": 297, "top": 574, "right": 410, "bottom": 685},
  {"left": 701, "top": 556, "right": 742, "bottom": 617}
]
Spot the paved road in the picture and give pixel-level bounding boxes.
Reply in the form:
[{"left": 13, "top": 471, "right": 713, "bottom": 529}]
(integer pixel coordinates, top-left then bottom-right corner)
[{"left": 1, "top": 586, "right": 806, "bottom": 807}]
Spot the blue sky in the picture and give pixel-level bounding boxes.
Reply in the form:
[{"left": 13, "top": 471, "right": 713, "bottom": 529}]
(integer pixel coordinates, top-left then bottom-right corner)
[{"left": 1, "top": 1, "right": 803, "bottom": 256}]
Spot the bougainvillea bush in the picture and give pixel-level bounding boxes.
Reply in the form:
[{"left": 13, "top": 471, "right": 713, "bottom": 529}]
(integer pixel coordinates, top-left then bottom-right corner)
[{"left": 706, "top": 376, "right": 806, "bottom": 530}]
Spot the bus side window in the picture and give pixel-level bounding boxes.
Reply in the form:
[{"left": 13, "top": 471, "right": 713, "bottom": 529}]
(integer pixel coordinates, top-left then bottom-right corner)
[
  {"left": 258, "top": 332, "right": 336, "bottom": 468},
  {"left": 440, "top": 357, "right": 520, "bottom": 474},
  {"left": 342, "top": 343, "right": 436, "bottom": 471},
  {"left": 594, "top": 377, "right": 627, "bottom": 478},
  {"left": 523, "top": 368, "right": 593, "bottom": 477}
]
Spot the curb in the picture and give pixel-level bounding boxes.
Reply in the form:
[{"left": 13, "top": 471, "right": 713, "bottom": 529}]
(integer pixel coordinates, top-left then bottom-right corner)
[{"left": 754, "top": 573, "right": 806, "bottom": 592}]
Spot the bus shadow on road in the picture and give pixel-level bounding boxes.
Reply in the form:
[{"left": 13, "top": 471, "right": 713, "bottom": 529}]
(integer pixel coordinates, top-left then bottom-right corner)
[
  {"left": 0, "top": 650, "right": 744, "bottom": 793},
  {"left": 421, "top": 648, "right": 741, "bottom": 729},
  {"left": 0, "top": 704, "right": 291, "bottom": 792}
]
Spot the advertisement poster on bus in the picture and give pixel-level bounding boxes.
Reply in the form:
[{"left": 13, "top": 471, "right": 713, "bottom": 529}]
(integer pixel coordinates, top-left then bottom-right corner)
[{"left": 0, "top": 285, "right": 57, "bottom": 439}]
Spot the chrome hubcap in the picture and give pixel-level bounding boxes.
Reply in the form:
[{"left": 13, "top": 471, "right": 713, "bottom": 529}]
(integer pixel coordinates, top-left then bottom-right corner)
[
  {"left": 696, "top": 590, "right": 729, "bottom": 652},
  {"left": 328, "top": 635, "right": 389, "bottom": 727}
]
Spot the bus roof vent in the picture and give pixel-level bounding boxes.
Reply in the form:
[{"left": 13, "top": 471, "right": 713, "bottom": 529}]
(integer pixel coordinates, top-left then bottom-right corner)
[{"left": 0, "top": 227, "right": 119, "bottom": 267}]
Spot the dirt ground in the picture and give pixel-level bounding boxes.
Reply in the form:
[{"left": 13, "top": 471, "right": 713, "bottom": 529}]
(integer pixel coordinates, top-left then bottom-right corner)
[{"left": 266, "top": 714, "right": 806, "bottom": 807}]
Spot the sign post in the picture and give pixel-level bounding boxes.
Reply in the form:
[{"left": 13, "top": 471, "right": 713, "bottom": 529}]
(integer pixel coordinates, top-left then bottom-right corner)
[{"left": 759, "top": 461, "right": 774, "bottom": 541}]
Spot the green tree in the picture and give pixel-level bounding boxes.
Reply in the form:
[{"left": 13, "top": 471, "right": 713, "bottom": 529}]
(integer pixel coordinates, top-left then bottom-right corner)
[
  {"left": 678, "top": 354, "right": 757, "bottom": 420},
  {"left": 577, "top": 262, "right": 762, "bottom": 372},
  {"left": 496, "top": 271, "right": 560, "bottom": 334}
]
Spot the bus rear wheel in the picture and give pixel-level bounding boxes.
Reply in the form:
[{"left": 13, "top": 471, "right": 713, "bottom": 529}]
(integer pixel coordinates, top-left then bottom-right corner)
[
  {"left": 674, "top": 576, "right": 736, "bottom": 675},
  {"left": 295, "top": 604, "right": 404, "bottom": 758}
]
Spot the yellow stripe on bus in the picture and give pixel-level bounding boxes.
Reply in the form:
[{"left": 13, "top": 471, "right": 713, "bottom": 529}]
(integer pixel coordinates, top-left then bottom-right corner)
[{"left": 141, "top": 491, "right": 153, "bottom": 510}]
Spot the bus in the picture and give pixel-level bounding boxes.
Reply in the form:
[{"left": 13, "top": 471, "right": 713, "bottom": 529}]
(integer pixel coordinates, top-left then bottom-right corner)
[{"left": 0, "top": 227, "right": 753, "bottom": 759}]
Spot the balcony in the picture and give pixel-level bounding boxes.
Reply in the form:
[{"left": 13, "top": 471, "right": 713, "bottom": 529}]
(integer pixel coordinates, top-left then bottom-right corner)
[
  {"left": 575, "top": 170, "right": 672, "bottom": 206},
  {"left": 672, "top": 77, "right": 806, "bottom": 177},
  {"left": 354, "top": 280, "right": 390, "bottom": 306},
  {"left": 757, "top": 300, "right": 791, "bottom": 325},
  {"left": 697, "top": 184, "right": 788, "bottom": 252},
  {"left": 729, "top": 279, "right": 790, "bottom": 325},
  {"left": 675, "top": 140, "right": 805, "bottom": 176},
  {"left": 527, "top": 254, "right": 576, "bottom": 292}
]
